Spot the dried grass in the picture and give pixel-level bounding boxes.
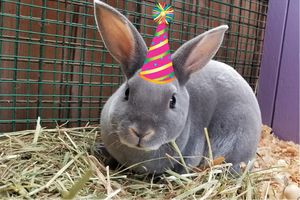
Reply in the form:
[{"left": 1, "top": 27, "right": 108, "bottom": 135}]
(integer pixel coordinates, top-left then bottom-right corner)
[{"left": 0, "top": 121, "right": 299, "bottom": 199}]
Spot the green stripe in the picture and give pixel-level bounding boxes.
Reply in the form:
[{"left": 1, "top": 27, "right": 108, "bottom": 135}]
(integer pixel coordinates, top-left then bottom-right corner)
[
  {"left": 155, "top": 29, "right": 166, "bottom": 36},
  {"left": 145, "top": 50, "right": 170, "bottom": 63}
]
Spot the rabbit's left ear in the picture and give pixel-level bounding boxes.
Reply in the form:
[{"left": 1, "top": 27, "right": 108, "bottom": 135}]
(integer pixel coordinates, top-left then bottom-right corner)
[
  {"left": 172, "top": 25, "right": 228, "bottom": 85},
  {"left": 94, "top": 0, "right": 147, "bottom": 79}
]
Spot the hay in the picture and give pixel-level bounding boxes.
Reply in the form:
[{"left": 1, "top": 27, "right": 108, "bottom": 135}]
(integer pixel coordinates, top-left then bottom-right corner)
[{"left": 0, "top": 122, "right": 299, "bottom": 199}]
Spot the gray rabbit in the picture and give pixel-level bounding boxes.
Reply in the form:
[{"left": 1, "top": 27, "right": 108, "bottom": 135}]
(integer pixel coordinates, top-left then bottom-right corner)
[{"left": 94, "top": 0, "right": 261, "bottom": 174}]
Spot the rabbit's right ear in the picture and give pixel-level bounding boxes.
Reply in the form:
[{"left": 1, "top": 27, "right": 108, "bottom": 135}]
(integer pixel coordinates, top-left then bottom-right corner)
[{"left": 94, "top": 0, "right": 147, "bottom": 79}]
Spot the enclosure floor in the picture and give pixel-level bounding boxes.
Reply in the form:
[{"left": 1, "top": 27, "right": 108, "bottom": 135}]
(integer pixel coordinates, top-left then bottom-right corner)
[
  {"left": 0, "top": 125, "right": 299, "bottom": 199},
  {"left": 255, "top": 126, "right": 299, "bottom": 199}
]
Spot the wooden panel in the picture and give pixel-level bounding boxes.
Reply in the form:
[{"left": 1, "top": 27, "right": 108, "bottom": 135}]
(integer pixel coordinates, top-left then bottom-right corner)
[
  {"left": 257, "top": 1, "right": 289, "bottom": 125},
  {"left": 272, "top": 0, "right": 299, "bottom": 143}
]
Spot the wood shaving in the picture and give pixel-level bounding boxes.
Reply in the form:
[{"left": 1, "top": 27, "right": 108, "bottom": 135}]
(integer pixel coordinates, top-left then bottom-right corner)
[{"left": 255, "top": 125, "right": 300, "bottom": 199}]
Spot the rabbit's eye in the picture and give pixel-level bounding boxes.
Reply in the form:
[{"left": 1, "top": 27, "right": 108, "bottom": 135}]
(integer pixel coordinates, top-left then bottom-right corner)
[
  {"left": 124, "top": 88, "right": 130, "bottom": 100},
  {"left": 169, "top": 95, "right": 176, "bottom": 109}
]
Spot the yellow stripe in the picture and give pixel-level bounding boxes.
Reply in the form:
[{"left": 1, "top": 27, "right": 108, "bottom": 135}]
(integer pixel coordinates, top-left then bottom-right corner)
[
  {"left": 140, "top": 62, "right": 172, "bottom": 75},
  {"left": 149, "top": 39, "right": 168, "bottom": 51},
  {"left": 139, "top": 74, "right": 175, "bottom": 84}
]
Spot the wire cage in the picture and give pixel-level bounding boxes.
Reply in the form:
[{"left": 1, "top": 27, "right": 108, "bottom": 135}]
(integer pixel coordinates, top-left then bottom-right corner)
[{"left": 0, "top": 0, "right": 268, "bottom": 132}]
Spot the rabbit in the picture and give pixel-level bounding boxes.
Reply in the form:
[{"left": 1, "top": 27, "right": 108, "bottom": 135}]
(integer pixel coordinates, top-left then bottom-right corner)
[{"left": 94, "top": 0, "right": 262, "bottom": 174}]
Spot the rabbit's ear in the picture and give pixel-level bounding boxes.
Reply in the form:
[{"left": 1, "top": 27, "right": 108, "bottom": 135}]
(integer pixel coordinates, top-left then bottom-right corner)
[
  {"left": 94, "top": 0, "right": 147, "bottom": 79},
  {"left": 172, "top": 25, "right": 228, "bottom": 85}
]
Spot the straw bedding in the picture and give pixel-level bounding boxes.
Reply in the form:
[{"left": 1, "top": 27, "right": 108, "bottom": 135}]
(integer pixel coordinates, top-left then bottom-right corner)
[{"left": 0, "top": 121, "right": 299, "bottom": 199}]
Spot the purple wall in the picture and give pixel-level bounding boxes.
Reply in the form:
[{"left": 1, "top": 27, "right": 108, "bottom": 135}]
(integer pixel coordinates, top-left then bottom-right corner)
[{"left": 258, "top": 0, "right": 299, "bottom": 143}]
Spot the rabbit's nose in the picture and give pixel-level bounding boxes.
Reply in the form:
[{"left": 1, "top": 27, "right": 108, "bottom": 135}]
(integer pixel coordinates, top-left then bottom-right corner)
[{"left": 129, "top": 127, "right": 154, "bottom": 139}]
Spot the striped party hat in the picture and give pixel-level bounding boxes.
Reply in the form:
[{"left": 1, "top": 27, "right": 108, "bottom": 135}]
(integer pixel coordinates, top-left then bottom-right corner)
[{"left": 139, "top": 2, "right": 175, "bottom": 84}]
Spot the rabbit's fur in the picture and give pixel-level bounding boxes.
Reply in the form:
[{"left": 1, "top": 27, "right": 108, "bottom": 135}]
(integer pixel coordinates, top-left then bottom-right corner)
[{"left": 94, "top": 0, "right": 261, "bottom": 174}]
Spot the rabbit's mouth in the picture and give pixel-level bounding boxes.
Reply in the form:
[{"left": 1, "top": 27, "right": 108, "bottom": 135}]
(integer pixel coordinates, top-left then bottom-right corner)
[
  {"left": 117, "top": 128, "right": 165, "bottom": 151},
  {"left": 119, "top": 137, "right": 161, "bottom": 151}
]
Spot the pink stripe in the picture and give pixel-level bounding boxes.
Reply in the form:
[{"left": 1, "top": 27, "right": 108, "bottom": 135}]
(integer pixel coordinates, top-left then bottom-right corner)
[
  {"left": 156, "top": 22, "right": 166, "bottom": 32},
  {"left": 142, "top": 62, "right": 152, "bottom": 70},
  {"left": 152, "top": 33, "right": 168, "bottom": 45},
  {"left": 144, "top": 65, "right": 174, "bottom": 79},
  {"left": 146, "top": 43, "right": 169, "bottom": 58},
  {"left": 144, "top": 56, "right": 169, "bottom": 67}
]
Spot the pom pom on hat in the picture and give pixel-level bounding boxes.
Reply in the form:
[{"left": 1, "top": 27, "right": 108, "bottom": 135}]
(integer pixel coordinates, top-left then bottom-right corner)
[{"left": 152, "top": 2, "right": 174, "bottom": 24}]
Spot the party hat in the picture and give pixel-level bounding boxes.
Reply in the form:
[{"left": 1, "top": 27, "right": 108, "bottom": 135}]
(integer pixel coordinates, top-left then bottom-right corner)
[{"left": 139, "top": 2, "right": 175, "bottom": 84}]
